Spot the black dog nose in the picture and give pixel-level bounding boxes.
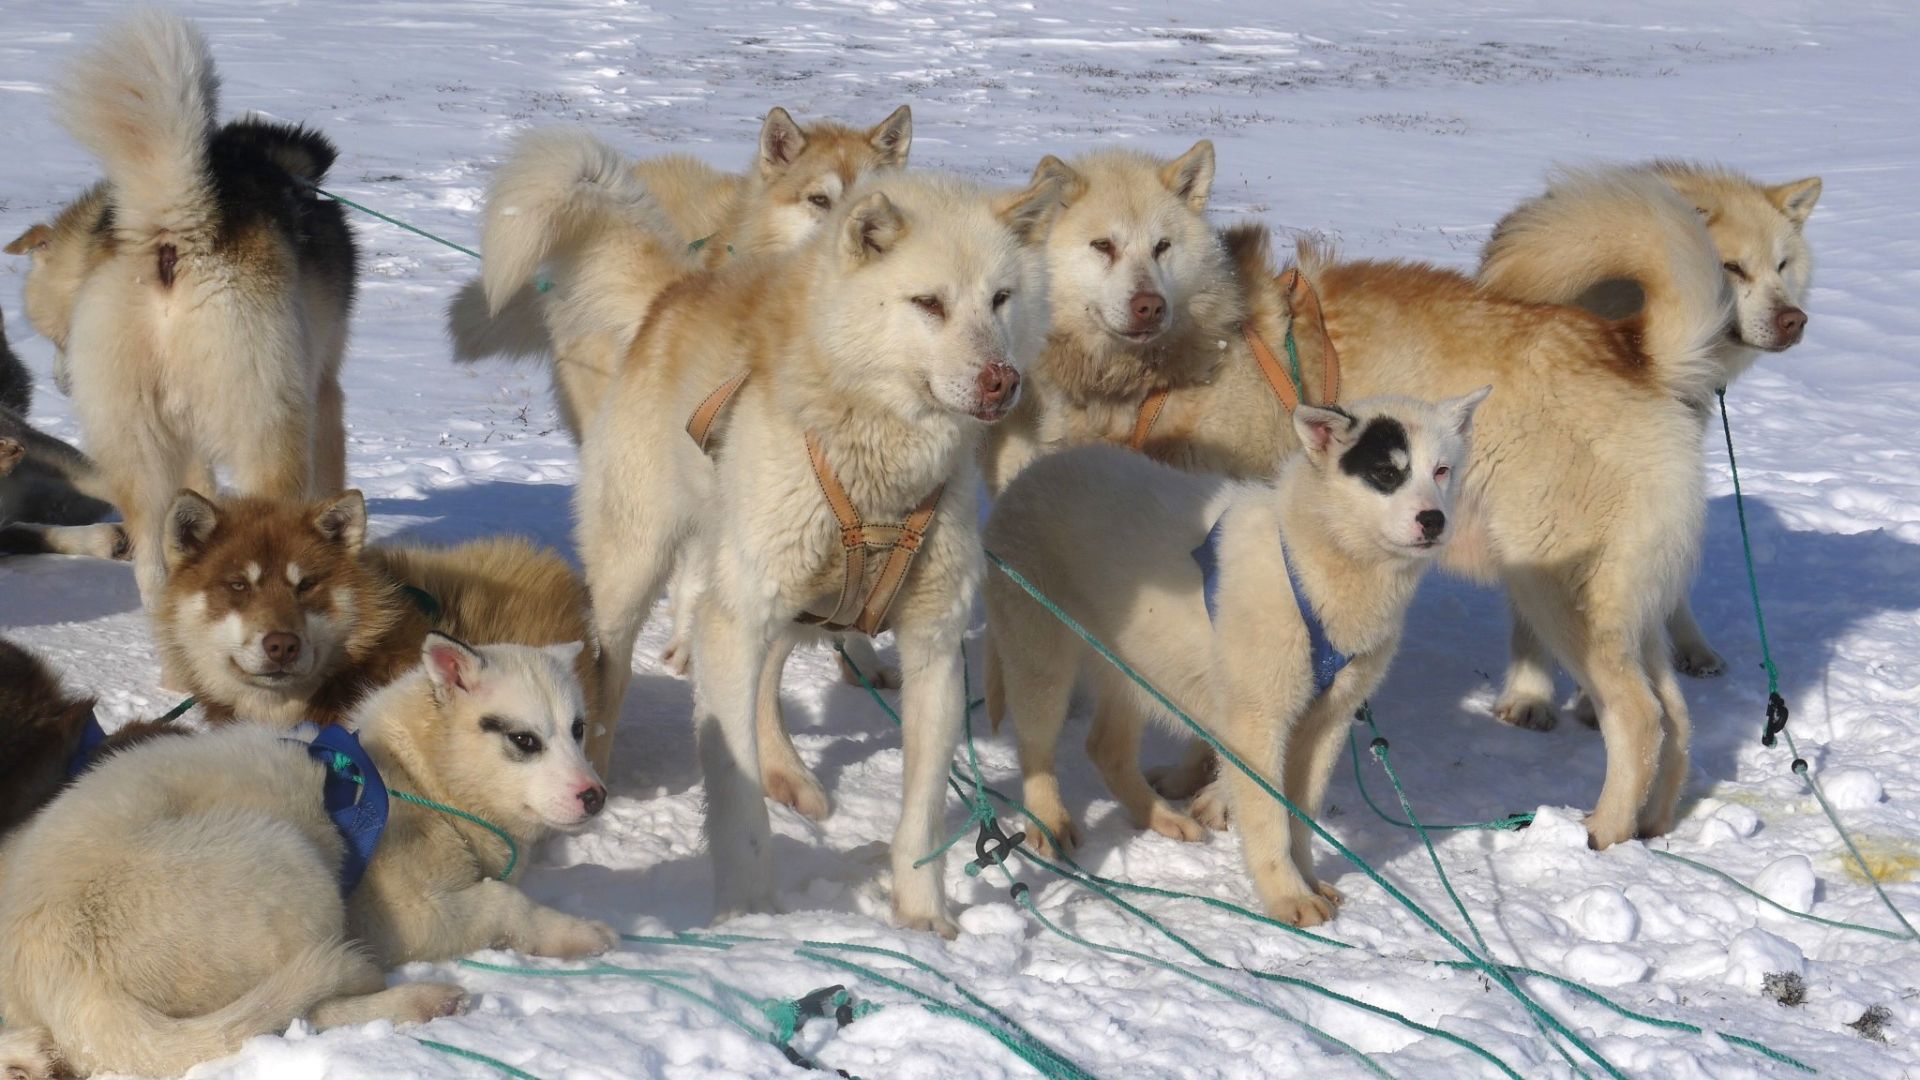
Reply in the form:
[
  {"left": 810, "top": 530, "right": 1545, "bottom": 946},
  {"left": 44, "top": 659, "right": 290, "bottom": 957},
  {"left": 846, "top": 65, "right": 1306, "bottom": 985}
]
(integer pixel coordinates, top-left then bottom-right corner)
[
  {"left": 1416, "top": 510, "right": 1446, "bottom": 540},
  {"left": 579, "top": 785, "right": 607, "bottom": 817}
]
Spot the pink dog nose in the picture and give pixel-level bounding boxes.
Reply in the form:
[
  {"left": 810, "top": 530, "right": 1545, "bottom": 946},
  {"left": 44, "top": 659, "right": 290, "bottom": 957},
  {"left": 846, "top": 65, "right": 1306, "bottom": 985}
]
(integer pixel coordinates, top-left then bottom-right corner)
[
  {"left": 262, "top": 632, "right": 301, "bottom": 665},
  {"left": 578, "top": 785, "right": 606, "bottom": 817},
  {"left": 977, "top": 363, "right": 1020, "bottom": 410},
  {"left": 1775, "top": 307, "right": 1806, "bottom": 343},
  {"left": 1129, "top": 291, "right": 1167, "bottom": 332}
]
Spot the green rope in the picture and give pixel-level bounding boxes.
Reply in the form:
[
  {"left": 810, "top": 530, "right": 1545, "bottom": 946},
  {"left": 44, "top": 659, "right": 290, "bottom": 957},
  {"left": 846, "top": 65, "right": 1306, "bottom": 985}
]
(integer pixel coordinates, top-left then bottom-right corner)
[
  {"left": 389, "top": 788, "right": 519, "bottom": 880},
  {"left": 1716, "top": 389, "right": 1779, "bottom": 699},
  {"left": 1348, "top": 730, "right": 1533, "bottom": 832},
  {"left": 308, "top": 183, "right": 481, "bottom": 259},
  {"left": 1647, "top": 848, "right": 1905, "bottom": 941},
  {"left": 985, "top": 550, "right": 1623, "bottom": 1079},
  {"left": 413, "top": 1038, "right": 544, "bottom": 1080},
  {"left": 1282, "top": 326, "right": 1305, "bottom": 398},
  {"left": 155, "top": 695, "right": 198, "bottom": 723}
]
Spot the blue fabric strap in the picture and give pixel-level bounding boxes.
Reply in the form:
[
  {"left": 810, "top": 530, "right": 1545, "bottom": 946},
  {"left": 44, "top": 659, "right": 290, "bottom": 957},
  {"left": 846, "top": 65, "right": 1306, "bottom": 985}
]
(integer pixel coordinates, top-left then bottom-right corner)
[
  {"left": 64, "top": 710, "right": 110, "bottom": 779},
  {"left": 1192, "top": 514, "right": 1352, "bottom": 698},
  {"left": 299, "top": 726, "right": 390, "bottom": 895}
]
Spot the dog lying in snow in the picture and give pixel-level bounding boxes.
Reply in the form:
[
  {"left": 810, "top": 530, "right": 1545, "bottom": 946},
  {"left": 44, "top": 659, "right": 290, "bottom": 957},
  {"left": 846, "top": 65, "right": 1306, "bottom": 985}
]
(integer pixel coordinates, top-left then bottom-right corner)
[
  {"left": 0, "top": 635, "right": 613, "bottom": 1079},
  {"left": 986, "top": 391, "right": 1487, "bottom": 926}
]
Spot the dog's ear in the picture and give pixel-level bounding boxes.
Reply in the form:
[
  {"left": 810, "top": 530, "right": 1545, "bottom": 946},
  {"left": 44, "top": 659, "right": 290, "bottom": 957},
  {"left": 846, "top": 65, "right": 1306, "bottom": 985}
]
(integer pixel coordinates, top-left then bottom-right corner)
[
  {"left": 164, "top": 490, "right": 220, "bottom": 568},
  {"left": 0, "top": 437, "right": 22, "bottom": 479},
  {"left": 310, "top": 490, "right": 367, "bottom": 553},
  {"left": 1442, "top": 385, "right": 1493, "bottom": 441},
  {"left": 867, "top": 105, "right": 912, "bottom": 167},
  {"left": 52, "top": 695, "right": 96, "bottom": 742},
  {"left": 995, "top": 171, "right": 1065, "bottom": 245},
  {"left": 4, "top": 223, "right": 53, "bottom": 256},
  {"left": 544, "top": 640, "right": 586, "bottom": 666},
  {"left": 843, "top": 192, "right": 906, "bottom": 262},
  {"left": 422, "top": 632, "right": 486, "bottom": 702},
  {"left": 1294, "top": 404, "right": 1356, "bottom": 462},
  {"left": 1030, "top": 155, "right": 1088, "bottom": 208},
  {"left": 1159, "top": 140, "right": 1216, "bottom": 213},
  {"left": 1767, "top": 177, "right": 1822, "bottom": 227},
  {"left": 758, "top": 107, "right": 808, "bottom": 177}
]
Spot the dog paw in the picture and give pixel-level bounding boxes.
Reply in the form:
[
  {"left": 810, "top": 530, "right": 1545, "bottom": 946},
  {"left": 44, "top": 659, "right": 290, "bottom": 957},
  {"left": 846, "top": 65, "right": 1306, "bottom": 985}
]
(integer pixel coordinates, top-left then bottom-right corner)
[
  {"left": 764, "top": 766, "right": 831, "bottom": 821},
  {"left": 896, "top": 908, "right": 961, "bottom": 940},
  {"left": 1025, "top": 810, "right": 1082, "bottom": 857},
  {"left": 1145, "top": 756, "right": 1215, "bottom": 801},
  {"left": 0, "top": 1028, "right": 59, "bottom": 1080},
  {"left": 0, "top": 437, "right": 21, "bottom": 478},
  {"left": 1672, "top": 642, "right": 1725, "bottom": 678},
  {"left": 1493, "top": 695, "right": 1558, "bottom": 732},
  {"left": 1147, "top": 803, "right": 1208, "bottom": 844},
  {"left": 526, "top": 914, "right": 619, "bottom": 959},
  {"left": 395, "top": 982, "right": 472, "bottom": 1024},
  {"left": 1265, "top": 891, "right": 1337, "bottom": 928},
  {"left": 1189, "top": 780, "right": 1232, "bottom": 831},
  {"left": 837, "top": 652, "right": 900, "bottom": 690},
  {"left": 1583, "top": 812, "right": 1636, "bottom": 851},
  {"left": 1314, "top": 881, "right": 1344, "bottom": 907}
]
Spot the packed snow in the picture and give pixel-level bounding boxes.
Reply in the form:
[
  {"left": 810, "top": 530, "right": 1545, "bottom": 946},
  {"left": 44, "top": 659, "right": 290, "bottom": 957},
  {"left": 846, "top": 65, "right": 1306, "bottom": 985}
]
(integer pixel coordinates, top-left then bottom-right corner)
[{"left": 4, "top": 0, "right": 1919, "bottom": 1076}]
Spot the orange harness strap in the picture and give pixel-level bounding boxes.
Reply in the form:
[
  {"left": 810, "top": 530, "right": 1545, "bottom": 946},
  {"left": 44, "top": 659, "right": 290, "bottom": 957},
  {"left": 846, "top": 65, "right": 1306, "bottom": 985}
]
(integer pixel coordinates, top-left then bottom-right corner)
[
  {"left": 1125, "top": 386, "right": 1171, "bottom": 451},
  {"left": 685, "top": 373, "right": 944, "bottom": 638}
]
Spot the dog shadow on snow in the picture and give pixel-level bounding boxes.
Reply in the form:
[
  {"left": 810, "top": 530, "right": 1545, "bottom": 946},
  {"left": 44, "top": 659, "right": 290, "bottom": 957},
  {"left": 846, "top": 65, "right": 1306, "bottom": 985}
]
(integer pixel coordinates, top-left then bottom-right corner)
[{"left": 366, "top": 479, "right": 579, "bottom": 561}]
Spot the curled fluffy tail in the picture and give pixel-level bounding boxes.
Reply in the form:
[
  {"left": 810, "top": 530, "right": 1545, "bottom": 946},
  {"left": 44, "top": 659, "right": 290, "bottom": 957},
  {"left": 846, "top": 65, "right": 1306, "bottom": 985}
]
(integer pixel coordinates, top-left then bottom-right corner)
[
  {"left": 1479, "top": 167, "right": 1733, "bottom": 402},
  {"left": 479, "top": 127, "right": 667, "bottom": 313},
  {"left": 446, "top": 276, "right": 554, "bottom": 365},
  {"left": 57, "top": 9, "right": 219, "bottom": 248}
]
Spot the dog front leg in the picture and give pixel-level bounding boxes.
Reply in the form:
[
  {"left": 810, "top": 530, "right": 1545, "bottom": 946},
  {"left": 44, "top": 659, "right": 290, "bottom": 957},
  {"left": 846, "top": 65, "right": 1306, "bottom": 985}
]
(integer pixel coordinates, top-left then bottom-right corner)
[
  {"left": 890, "top": 624, "right": 965, "bottom": 937},
  {"left": 365, "top": 879, "right": 617, "bottom": 964},
  {"left": 692, "top": 592, "right": 778, "bottom": 919},
  {"left": 1223, "top": 700, "right": 1330, "bottom": 927}
]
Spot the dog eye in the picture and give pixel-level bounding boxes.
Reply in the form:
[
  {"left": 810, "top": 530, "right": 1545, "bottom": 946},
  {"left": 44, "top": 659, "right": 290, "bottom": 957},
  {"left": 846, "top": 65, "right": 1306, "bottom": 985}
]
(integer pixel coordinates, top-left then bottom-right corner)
[
  {"left": 508, "top": 731, "right": 543, "bottom": 754},
  {"left": 1777, "top": 258, "right": 1789, "bottom": 272},
  {"left": 911, "top": 295, "right": 946, "bottom": 319},
  {"left": 992, "top": 289, "right": 1011, "bottom": 310},
  {"left": 295, "top": 577, "right": 319, "bottom": 594},
  {"left": 1721, "top": 261, "right": 1749, "bottom": 281},
  {"left": 571, "top": 717, "right": 586, "bottom": 742},
  {"left": 227, "top": 579, "right": 248, "bottom": 593},
  {"left": 1434, "top": 465, "right": 1451, "bottom": 480},
  {"left": 1089, "top": 238, "right": 1114, "bottom": 256},
  {"left": 1153, "top": 239, "right": 1171, "bottom": 258},
  {"left": 808, "top": 194, "right": 832, "bottom": 210}
]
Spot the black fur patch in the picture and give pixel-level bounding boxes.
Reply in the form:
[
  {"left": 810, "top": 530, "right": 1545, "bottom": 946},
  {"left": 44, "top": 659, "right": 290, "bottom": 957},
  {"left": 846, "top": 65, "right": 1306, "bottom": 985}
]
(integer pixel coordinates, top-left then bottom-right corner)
[
  {"left": 1339, "top": 417, "right": 1410, "bottom": 494},
  {"left": 205, "top": 119, "right": 358, "bottom": 299},
  {"left": 0, "top": 313, "right": 28, "bottom": 415}
]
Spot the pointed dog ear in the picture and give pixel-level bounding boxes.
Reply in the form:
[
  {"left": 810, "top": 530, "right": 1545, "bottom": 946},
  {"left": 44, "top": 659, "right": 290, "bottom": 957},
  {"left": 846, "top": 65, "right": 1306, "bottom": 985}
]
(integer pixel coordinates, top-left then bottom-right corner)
[
  {"left": 4, "top": 223, "right": 53, "bottom": 256},
  {"left": 1159, "top": 140, "right": 1216, "bottom": 212},
  {"left": 544, "top": 640, "right": 586, "bottom": 666},
  {"left": 995, "top": 172, "right": 1065, "bottom": 245},
  {"left": 1030, "top": 155, "right": 1088, "bottom": 207},
  {"left": 843, "top": 192, "right": 906, "bottom": 262},
  {"left": 422, "top": 632, "right": 486, "bottom": 701},
  {"left": 867, "top": 105, "right": 912, "bottom": 167},
  {"left": 164, "top": 489, "right": 220, "bottom": 569},
  {"left": 1293, "top": 404, "right": 1356, "bottom": 461},
  {"left": 1767, "top": 176, "right": 1822, "bottom": 227},
  {"left": 310, "top": 490, "right": 367, "bottom": 554},
  {"left": 1443, "top": 385, "right": 1493, "bottom": 440},
  {"left": 757, "top": 107, "right": 808, "bottom": 177}
]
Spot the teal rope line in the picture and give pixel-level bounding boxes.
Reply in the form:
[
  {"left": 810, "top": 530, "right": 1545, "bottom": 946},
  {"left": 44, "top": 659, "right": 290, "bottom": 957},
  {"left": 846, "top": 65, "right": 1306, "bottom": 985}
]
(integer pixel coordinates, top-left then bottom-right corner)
[
  {"left": 155, "top": 695, "right": 197, "bottom": 723},
  {"left": 1357, "top": 706, "right": 1595, "bottom": 1080},
  {"left": 390, "top": 789, "right": 519, "bottom": 880},
  {"left": 414, "top": 1038, "right": 543, "bottom": 1080},
  {"left": 985, "top": 550, "right": 1622, "bottom": 1079},
  {"left": 308, "top": 183, "right": 482, "bottom": 259},
  {"left": 1348, "top": 730, "right": 1534, "bottom": 832},
  {"left": 1716, "top": 389, "right": 1779, "bottom": 697},
  {"left": 1282, "top": 327, "right": 1305, "bottom": 398},
  {"left": 1781, "top": 737, "right": 1917, "bottom": 940},
  {"left": 1648, "top": 848, "right": 1906, "bottom": 940}
]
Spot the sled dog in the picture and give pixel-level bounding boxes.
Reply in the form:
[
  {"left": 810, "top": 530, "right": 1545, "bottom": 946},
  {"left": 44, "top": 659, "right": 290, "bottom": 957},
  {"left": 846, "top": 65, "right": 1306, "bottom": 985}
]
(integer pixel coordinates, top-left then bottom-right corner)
[
  {"left": 26, "top": 10, "right": 357, "bottom": 618},
  {"left": 1479, "top": 161, "right": 1820, "bottom": 721},
  {"left": 0, "top": 635, "right": 613, "bottom": 1079},
  {"left": 0, "top": 310, "right": 124, "bottom": 559},
  {"left": 574, "top": 168, "right": 1060, "bottom": 933},
  {"left": 987, "top": 391, "right": 1486, "bottom": 925},
  {"left": 156, "top": 488, "right": 601, "bottom": 731}
]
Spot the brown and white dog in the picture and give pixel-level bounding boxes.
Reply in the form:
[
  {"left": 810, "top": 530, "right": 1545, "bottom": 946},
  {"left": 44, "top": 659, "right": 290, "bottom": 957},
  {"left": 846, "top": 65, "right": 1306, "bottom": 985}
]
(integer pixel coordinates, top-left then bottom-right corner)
[{"left": 155, "top": 488, "right": 602, "bottom": 733}]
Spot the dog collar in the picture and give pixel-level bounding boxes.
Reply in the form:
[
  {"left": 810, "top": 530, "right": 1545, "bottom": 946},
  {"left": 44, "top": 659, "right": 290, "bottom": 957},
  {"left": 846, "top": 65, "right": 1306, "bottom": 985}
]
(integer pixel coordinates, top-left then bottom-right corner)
[
  {"left": 288, "top": 725, "right": 389, "bottom": 895},
  {"left": 64, "top": 709, "right": 110, "bottom": 779},
  {"left": 1192, "top": 513, "right": 1352, "bottom": 698}
]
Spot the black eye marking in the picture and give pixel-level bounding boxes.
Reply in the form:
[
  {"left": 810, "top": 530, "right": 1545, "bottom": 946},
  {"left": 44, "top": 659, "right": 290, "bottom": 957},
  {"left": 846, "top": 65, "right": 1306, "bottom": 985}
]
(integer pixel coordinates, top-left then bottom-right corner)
[
  {"left": 911, "top": 295, "right": 946, "bottom": 319},
  {"left": 808, "top": 193, "right": 832, "bottom": 210},
  {"left": 479, "top": 715, "right": 508, "bottom": 734},
  {"left": 1338, "top": 417, "right": 1411, "bottom": 494},
  {"left": 571, "top": 717, "right": 586, "bottom": 742},
  {"left": 1722, "top": 261, "right": 1750, "bottom": 282}
]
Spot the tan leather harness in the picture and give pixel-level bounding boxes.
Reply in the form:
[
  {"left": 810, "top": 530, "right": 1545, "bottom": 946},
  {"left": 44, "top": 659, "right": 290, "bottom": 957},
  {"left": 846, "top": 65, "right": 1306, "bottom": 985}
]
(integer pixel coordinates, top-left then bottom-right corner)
[
  {"left": 1125, "top": 267, "right": 1342, "bottom": 450},
  {"left": 685, "top": 371, "right": 944, "bottom": 637}
]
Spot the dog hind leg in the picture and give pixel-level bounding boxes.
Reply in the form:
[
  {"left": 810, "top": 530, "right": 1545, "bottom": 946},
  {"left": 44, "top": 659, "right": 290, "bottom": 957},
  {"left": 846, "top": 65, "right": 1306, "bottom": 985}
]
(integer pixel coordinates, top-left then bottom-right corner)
[
  {"left": 756, "top": 628, "right": 828, "bottom": 820},
  {"left": 1494, "top": 604, "right": 1560, "bottom": 731},
  {"left": 1666, "top": 598, "right": 1725, "bottom": 677},
  {"left": 1085, "top": 680, "right": 1204, "bottom": 844}
]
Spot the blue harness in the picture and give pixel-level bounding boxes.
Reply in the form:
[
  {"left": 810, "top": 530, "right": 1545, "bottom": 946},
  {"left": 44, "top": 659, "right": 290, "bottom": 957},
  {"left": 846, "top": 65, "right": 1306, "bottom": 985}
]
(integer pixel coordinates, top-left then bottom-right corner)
[
  {"left": 64, "top": 710, "right": 111, "bottom": 779},
  {"left": 290, "top": 725, "right": 390, "bottom": 895},
  {"left": 1192, "top": 515, "right": 1352, "bottom": 698}
]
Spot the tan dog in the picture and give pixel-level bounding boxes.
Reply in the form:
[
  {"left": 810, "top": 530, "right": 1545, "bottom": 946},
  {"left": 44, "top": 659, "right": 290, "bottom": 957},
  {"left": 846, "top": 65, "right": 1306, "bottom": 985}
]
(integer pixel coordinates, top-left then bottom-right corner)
[
  {"left": 574, "top": 169, "right": 1059, "bottom": 933},
  {"left": 16, "top": 12, "right": 357, "bottom": 621},
  {"left": 0, "top": 636, "right": 612, "bottom": 1079},
  {"left": 988, "top": 391, "right": 1485, "bottom": 925},
  {"left": 157, "top": 488, "right": 601, "bottom": 732},
  {"left": 1479, "top": 162, "right": 1820, "bottom": 723}
]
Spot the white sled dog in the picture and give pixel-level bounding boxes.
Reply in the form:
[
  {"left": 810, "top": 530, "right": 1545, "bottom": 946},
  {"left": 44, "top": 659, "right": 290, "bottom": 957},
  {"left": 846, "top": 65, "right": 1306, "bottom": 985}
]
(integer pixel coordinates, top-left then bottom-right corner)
[
  {"left": 574, "top": 169, "right": 1060, "bottom": 933},
  {"left": 1479, "top": 161, "right": 1820, "bottom": 725},
  {"left": 986, "top": 391, "right": 1488, "bottom": 926},
  {"left": 29, "top": 11, "right": 356, "bottom": 615},
  {"left": 0, "top": 635, "right": 613, "bottom": 1079}
]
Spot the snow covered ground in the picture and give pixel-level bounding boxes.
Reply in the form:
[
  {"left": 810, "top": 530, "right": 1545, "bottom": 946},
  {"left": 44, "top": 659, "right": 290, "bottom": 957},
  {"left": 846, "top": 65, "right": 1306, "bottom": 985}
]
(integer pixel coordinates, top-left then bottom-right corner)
[{"left": 5, "top": 0, "right": 1920, "bottom": 1076}]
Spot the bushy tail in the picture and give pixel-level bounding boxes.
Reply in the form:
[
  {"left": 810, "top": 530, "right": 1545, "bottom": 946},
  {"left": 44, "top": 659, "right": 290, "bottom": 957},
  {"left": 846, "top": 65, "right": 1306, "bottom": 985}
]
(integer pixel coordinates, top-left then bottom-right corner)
[
  {"left": 38, "top": 938, "right": 370, "bottom": 1077},
  {"left": 56, "top": 9, "right": 220, "bottom": 248},
  {"left": 1479, "top": 166, "right": 1733, "bottom": 402},
  {"left": 445, "top": 276, "right": 554, "bottom": 365},
  {"left": 478, "top": 127, "right": 667, "bottom": 314}
]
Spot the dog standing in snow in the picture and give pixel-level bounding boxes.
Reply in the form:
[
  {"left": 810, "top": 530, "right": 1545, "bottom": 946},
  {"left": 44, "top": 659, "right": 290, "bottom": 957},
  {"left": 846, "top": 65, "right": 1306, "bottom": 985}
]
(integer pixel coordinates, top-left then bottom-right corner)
[
  {"left": 985, "top": 391, "right": 1487, "bottom": 926},
  {"left": 0, "top": 635, "right": 612, "bottom": 1079}
]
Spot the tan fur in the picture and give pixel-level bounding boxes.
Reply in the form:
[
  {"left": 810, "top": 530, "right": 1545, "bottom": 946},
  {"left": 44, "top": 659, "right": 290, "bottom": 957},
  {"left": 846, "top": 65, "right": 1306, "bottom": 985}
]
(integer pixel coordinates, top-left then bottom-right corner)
[
  {"left": 575, "top": 168, "right": 1060, "bottom": 933},
  {"left": 157, "top": 489, "right": 601, "bottom": 733},
  {"left": 0, "top": 639, "right": 611, "bottom": 1079},
  {"left": 7, "top": 183, "right": 111, "bottom": 393},
  {"left": 1478, "top": 161, "right": 1819, "bottom": 708}
]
